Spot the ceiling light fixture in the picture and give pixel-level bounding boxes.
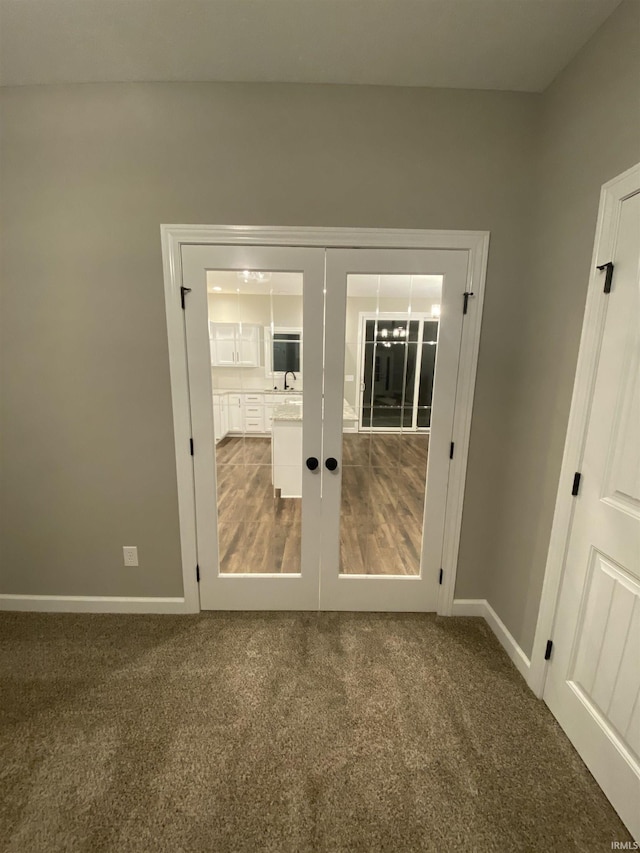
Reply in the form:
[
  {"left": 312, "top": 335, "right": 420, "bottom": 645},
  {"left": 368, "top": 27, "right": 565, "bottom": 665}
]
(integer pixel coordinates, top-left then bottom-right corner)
[{"left": 237, "top": 271, "right": 272, "bottom": 284}]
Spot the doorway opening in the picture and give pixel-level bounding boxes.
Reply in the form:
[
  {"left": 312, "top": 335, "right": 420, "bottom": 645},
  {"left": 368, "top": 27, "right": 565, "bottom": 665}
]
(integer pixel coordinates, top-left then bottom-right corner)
[{"left": 161, "top": 226, "right": 489, "bottom": 614}]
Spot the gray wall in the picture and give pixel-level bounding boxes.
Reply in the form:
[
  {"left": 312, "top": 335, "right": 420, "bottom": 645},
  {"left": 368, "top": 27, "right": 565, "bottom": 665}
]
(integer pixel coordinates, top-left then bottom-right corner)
[
  {"left": 0, "top": 2, "right": 637, "bottom": 644},
  {"left": 485, "top": 0, "right": 640, "bottom": 655},
  {"left": 0, "top": 82, "right": 537, "bottom": 598}
]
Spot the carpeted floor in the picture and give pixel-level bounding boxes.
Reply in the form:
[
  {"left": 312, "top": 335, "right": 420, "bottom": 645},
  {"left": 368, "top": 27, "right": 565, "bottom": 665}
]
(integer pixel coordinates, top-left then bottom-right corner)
[{"left": 0, "top": 612, "right": 632, "bottom": 852}]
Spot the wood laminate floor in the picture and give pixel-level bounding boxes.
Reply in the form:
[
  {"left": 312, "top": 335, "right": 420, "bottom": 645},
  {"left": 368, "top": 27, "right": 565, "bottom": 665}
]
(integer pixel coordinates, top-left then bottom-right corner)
[{"left": 215, "top": 433, "right": 428, "bottom": 575}]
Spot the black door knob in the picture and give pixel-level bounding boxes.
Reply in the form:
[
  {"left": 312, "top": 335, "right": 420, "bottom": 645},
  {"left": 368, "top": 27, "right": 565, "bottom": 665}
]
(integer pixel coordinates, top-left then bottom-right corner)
[
  {"left": 306, "top": 457, "right": 319, "bottom": 471},
  {"left": 325, "top": 457, "right": 338, "bottom": 471}
]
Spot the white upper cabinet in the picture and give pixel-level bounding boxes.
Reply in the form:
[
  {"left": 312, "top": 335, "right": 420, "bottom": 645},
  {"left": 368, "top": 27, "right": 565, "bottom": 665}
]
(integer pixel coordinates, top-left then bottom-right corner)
[
  {"left": 209, "top": 322, "right": 261, "bottom": 367},
  {"left": 236, "top": 324, "right": 262, "bottom": 367},
  {"left": 210, "top": 323, "right": 237, "bottom": 366}
]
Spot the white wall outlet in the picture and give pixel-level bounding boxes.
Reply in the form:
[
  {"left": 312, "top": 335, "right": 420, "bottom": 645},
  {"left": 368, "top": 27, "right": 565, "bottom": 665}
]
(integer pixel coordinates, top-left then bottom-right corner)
[
  {"left": 344, "top": 375, "right": 354, "bottom": 382},
  {"left": 123, "top": 546, "right": 138, "bottom": 567}
]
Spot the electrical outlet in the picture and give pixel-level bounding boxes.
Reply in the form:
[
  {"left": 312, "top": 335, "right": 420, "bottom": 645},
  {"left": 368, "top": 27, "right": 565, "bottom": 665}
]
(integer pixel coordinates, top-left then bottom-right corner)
[{"left": 123, "top": 546, "right": 138, "bottom": 567}]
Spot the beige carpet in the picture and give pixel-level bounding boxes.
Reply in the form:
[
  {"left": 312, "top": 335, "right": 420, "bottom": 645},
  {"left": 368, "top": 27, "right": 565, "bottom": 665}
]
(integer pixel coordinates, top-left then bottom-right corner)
[{"left": 0, "top": 612, "right": 631, "bottom": 852}]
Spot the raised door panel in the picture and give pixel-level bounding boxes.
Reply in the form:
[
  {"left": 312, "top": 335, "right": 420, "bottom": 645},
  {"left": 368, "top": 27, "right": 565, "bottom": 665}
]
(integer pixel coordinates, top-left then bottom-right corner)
[
  {"left": 602, "top": 351, "right": 640, "bottom": 519},
  {"left": 571, "top": 551, "right": 640, "bottom": 744}
]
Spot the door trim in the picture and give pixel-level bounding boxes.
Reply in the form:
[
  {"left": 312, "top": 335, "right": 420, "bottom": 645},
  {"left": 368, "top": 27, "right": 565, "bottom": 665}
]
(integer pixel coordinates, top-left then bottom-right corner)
[
  {"left": 528, "top": 163, "right": 640, "bottom": 697},
  {"left": 160, "top": 225, "right": 490, "bottom": 614}
]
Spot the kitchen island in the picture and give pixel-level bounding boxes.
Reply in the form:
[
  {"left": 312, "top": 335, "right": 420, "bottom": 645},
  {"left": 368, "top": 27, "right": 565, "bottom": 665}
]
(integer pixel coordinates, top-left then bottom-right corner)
[{"left": 271, "top": 399, "right": 358, "bottom": 498}]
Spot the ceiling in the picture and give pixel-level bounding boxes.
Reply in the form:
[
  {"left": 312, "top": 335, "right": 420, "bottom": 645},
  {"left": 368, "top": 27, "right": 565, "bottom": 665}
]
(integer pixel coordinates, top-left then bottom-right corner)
[
  {"left": 207, "top": 271, "right": 442, "bottom": 299},
  {"left": 0, "top": 0, "right": 622, "bottom": 90}
]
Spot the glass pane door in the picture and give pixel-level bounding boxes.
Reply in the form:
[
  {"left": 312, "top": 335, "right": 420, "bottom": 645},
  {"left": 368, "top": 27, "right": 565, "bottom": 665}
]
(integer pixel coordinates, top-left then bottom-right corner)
[
  {"left": 321, "top": 249, "right": 468, "bottom": 611},
  {"left": 181, "top": 246, "right": 325, "bottom": 610},
  {"left": 208, "top": 272, "right": 304, "bottom": 574}
]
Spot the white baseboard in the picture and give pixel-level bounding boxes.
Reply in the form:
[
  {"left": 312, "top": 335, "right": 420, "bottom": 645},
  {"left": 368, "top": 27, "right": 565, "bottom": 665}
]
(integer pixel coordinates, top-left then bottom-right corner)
[
  {"left": 452, "top": 598, "right": 531, "bottom": 680},
  {"left": 450, "top": 598, "right": 487, "bottom": 617},
  {"left": 0, "top": 595, "right": 190, "bottom": 614}
]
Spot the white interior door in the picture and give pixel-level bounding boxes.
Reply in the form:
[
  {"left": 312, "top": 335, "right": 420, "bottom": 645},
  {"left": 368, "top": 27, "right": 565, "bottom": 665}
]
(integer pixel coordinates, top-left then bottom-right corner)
[
  {"left": 320, "top": 249, "right": 469, "bottom": 611},
  {"left": 543, "top": 186, "right": 640, "bottom": 838},
  {"left": 181, "top": 245, "right": 325, "bottom": 609}
]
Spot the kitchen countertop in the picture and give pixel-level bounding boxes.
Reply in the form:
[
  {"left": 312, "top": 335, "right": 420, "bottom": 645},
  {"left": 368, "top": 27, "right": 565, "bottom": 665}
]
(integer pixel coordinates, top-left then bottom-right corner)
[
  {"left": 273, "top": 400, "right": 358, "bottom": 423},
  {"left": 212, "top": 389, "right": 302, "bottom": 396},
  {"left": 272, "top": 402, "right": 303, "bottom": 422}
]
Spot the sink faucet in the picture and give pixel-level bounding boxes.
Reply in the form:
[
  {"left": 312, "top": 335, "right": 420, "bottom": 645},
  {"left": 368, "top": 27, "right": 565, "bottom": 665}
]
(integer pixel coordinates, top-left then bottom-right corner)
[{"left": 284, "top": 371, "right": 296, "bottom": 391}]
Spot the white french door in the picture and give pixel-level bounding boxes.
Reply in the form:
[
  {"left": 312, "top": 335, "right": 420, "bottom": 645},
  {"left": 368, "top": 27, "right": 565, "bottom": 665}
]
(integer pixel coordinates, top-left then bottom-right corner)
[
  {"left": 320, "top": 249, "right": 468, "bottom": 610},
  {"left": 181, "top": 242, "right": 470, "bottom": 612},
  {"left": 182, "top": 245, "right": 325, "bottom": 609}
]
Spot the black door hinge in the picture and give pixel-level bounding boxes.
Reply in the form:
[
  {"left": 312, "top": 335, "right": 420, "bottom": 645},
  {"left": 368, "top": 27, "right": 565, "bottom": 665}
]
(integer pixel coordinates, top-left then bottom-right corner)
[
  {"left": 463, "top": 291, "right": 474, "bottom": 314},
  {"left": 439, "top": 568, "right": 443, "bottom": 585},
  {"left": 189, "top": 438, "right": 194, "bottom": 456},
  {"left": 544, "top": 639, "right": 553, "bottom": 660},
  {"left": 596, "top": 261, "right": 614, "bottom": 294},
  {"left": 571, "top": 471, "right": 581, "bottom": 496},
  {"left": 180, "top": 286, "right": 192, "bottom": 309},
  {"left": 449, "top": 441, "right": 455, "bottom": 459},
  {"left": 196, "top": 564, "right": 200, "bottom": 582}
]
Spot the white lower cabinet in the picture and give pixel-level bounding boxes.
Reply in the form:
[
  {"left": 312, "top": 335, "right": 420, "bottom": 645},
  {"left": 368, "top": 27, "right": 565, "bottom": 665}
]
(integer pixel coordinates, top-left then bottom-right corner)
[
  {"left": 212, "top": 391, "right": 303, "bottom": 437},
  {"left": 220, "top": 396, "right": 229, "bottom": 438},
  {"left": 212, "top": 395, "right": 221, "bottom": 441},
  {"left": 212, "top": 394, "right": 228, "bottom": 442},
  {"left": 271, "top": 418, "right": 303, "bottom": 497},
  {"left": 264, "top": 394, "right": 301, "bottom": 431},
  {"left": 242, "top": 394, "right": 264, "bottom": 432},
  {"left": 228, "top": 394, "right": 243, "bottom": 432}
]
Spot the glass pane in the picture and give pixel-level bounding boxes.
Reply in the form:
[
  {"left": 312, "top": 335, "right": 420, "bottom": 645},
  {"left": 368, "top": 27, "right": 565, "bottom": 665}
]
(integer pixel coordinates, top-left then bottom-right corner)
[
  {"left": 207, "top": 269, "right": 304, "bottom": 574},
  {"left": 417, "top": 320, "right": 439, "bottom": 428},
  {"left": 340, "top": 273, "right": 442, "bottom": 576}
]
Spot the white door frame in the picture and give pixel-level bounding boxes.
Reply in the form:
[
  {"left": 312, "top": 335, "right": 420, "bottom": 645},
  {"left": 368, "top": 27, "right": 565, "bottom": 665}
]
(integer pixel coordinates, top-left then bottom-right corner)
[
  {"left": 160, "top": 225, "right": 489, "bottom": 614},
  {"left": 529, "top": 163, "right": 640, "bottom": 697}
]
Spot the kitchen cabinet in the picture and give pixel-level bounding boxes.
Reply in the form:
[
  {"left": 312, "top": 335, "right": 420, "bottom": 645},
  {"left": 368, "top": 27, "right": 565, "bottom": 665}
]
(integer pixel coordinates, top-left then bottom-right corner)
[
  {"left": 210, "top": 322, "right": 261, "bottom": 367},
  {"left": 212, "top": 395, "right": 221, "bottom": 440},
  {"left": 228, "top": 394, "right": 243, "bottom": 432},
  {"left": 242, "top": 393, "right": 264, "bottom": 432},
  {"left": 212, "top": 391, "right": 303, "bottom": 437},
  {"left": 271, "top": 398, "right": 355, "bottom": 495},
  {"left": 212, "top": 394, "right": 228, "bottom": 442},
  {"left": 272, "top": 414, "right": 303, "bottom": 498},
  {"left": 264, "top": 393, "right": 301, "bottom": 431},
  {"left": 220, "top": 395, "right": 229, "bottom": 438}
]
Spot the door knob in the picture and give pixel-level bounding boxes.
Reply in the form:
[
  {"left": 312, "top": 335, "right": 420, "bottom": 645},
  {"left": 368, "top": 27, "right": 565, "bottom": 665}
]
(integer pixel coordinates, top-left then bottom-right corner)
[
  {"left": 325, "top": 457, "right": 338, "bottom": 471},
  {"left": 306, "top": 457, "right": 319, "bottom": 471}
]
